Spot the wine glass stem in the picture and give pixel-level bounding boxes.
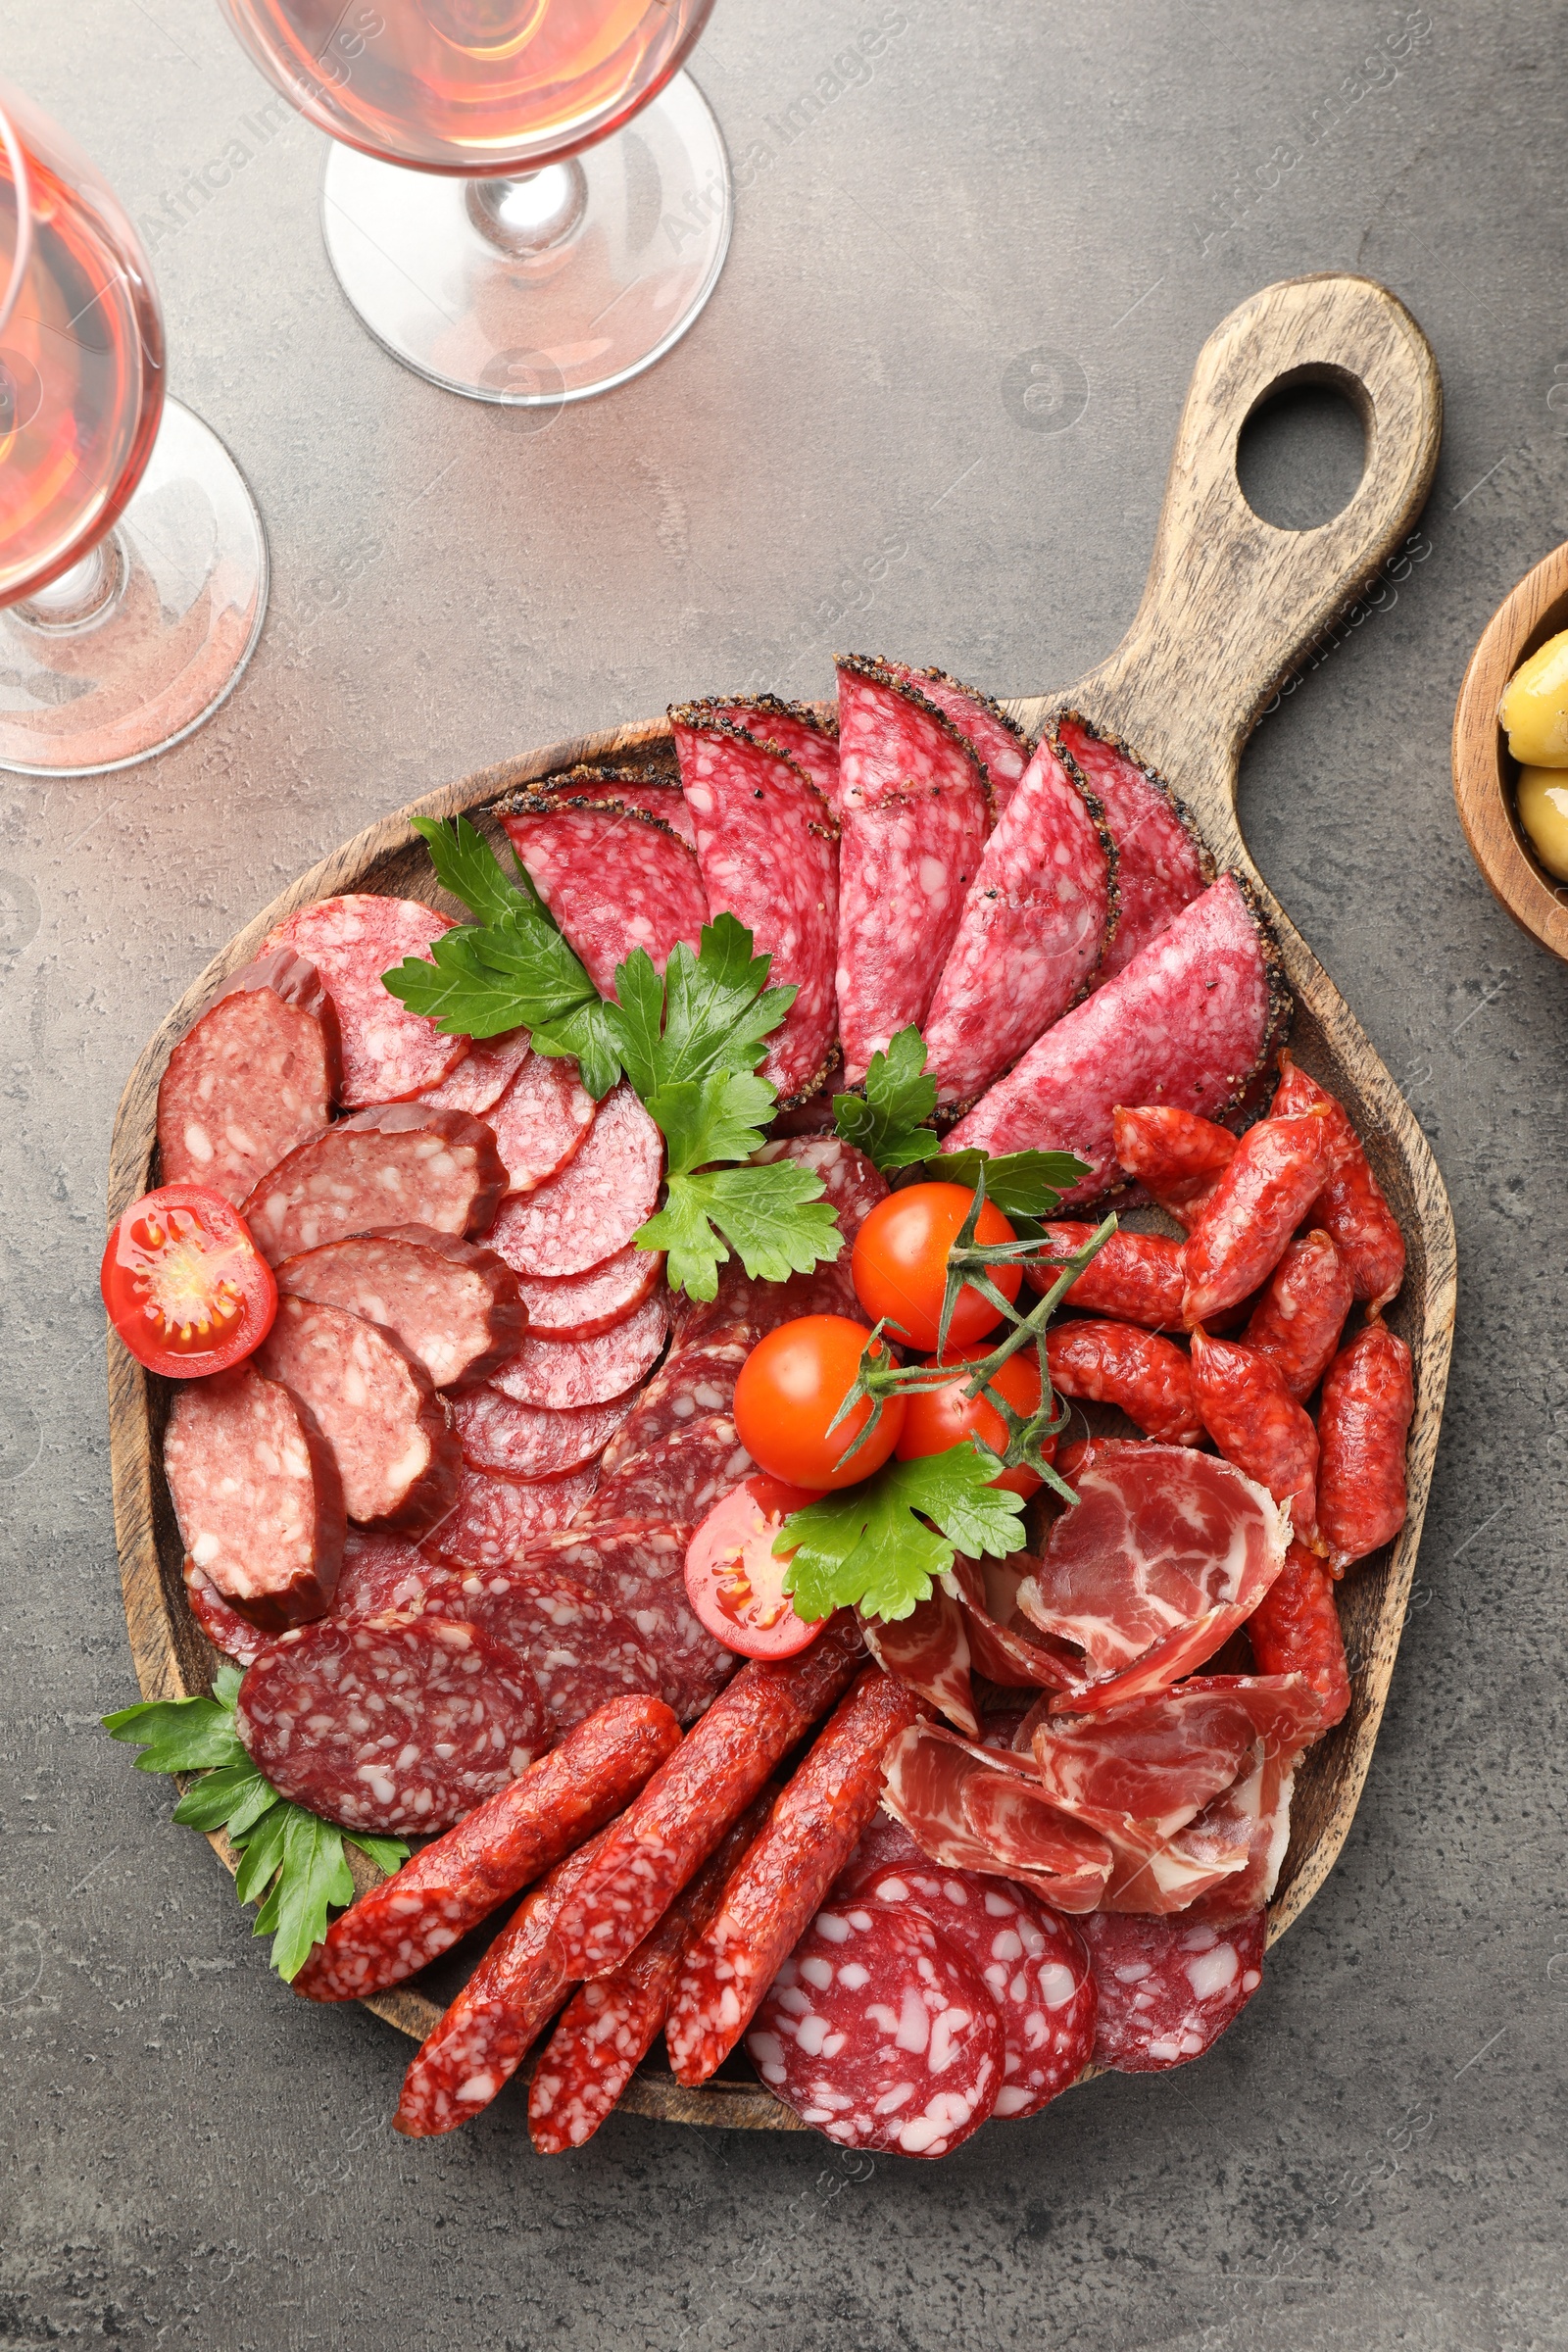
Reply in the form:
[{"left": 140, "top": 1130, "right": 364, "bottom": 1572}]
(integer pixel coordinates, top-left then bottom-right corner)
[
  {"left": 13, "top": 531, "right": 126, "bottom": 632},
  {"left": 466, "top": 160, "right": 589, "bottom": 258}
]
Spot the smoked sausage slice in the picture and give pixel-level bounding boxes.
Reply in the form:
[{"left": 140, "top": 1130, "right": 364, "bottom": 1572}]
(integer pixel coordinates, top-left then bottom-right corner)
[
  {"left": 241, "top": 1104, "right": 506, "bottom": 1265},
  {"left": 164, "top": 1361, "right": 344, "bottom": 1629},
  {"left": 261, "top": 894, "right": 466, "bottom": 1106},
  {"left": 157, "top": 950, "right": 339, "bottom": 1205},
  {"left": 255, "top": 1296, "right": 460, "bottom": 1536},
  {"left": 275, "top": 1226, "right": 522, "bottom": 1390}
]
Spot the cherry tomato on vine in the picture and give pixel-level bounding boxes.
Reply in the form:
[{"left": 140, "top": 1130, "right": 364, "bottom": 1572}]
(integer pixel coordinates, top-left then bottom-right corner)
[
  {"left": 101, "top": 1184, "right": 277, "bottom": 1378},
  {"left": 732, "top": 1314, "right": 906, "bottom": 1491},
  {"left": 851, "top": 1182, "right": 1021, "bottom": 1351},
  {"left": 895, "top": 1340, "right": 1052, "bottom": 1497},
  {"left": 685, "top": 1473, "right": 829, "bottom": 1657}
]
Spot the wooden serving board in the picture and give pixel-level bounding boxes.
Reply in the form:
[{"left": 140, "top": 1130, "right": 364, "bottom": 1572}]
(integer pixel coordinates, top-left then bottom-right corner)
[{"left": 107, "top": 271, "right": 1454, "bottom": 2134}]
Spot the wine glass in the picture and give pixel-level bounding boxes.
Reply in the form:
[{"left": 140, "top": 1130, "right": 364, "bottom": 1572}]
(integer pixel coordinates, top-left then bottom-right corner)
[
  {"left": 0, "top": 84, "right": 269, "bottom": 776},
  {"left": 214, "top": 0, "right": 731, "bottom": 408}
]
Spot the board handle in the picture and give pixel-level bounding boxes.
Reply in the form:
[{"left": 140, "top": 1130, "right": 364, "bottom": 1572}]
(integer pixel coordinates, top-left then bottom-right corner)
[{"left": 1072, "top": 273, "right": 1442, "bottom": 843}]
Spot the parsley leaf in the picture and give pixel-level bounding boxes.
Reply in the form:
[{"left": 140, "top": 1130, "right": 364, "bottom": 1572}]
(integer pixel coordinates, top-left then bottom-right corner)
[
  {"left": 641, "top": 915, "right": 797, "bottom": 1089},
  {"left": 103, "top": 1673, "right": 408, "bottom": 1982},
  {"left": 833, "top": 1027, "right": 938, "bottom": 1169},
  {"left": 924, "top": 1147, "right": 1091, "bottom": 1221},
  {"left": 650, "top": 1070, "right": 776, "bottom": 1178},
  {"left": 639, "top": 1161, "right": 842, "bottom": 1301},
  {"left": 777, "top": 1440, "right": 1028, "bottom": 1623},
  {"left": 413, "top": 811, "right": 542, "bottom": 926}
]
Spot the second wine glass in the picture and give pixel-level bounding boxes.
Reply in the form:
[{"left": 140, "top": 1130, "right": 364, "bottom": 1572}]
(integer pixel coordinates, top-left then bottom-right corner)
[{"left": 216, "top": 0, "right": 732, "bottom": 408}]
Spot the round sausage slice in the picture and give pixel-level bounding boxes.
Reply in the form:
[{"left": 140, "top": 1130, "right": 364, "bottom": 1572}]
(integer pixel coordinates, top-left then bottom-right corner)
[
  {"left": 164, "top": 1361, "right": 344, "bottom": 1629},
  {"left": 261, "top": 894, "right": 466, "bottom": 1106},
  {"left": 256, "top": 1296, "right": 460, "bottom": 1536},
  {"left": 488, "top": 1291, "right": 668, "bottom": 1411},
  {"left": 157, "top": 950, "right": 340, "bottom": 1206},
  {"left": 514, "top": 1243, "right": 663, "bottom": 1340},
  {"left": 240, "top": 1104, "right": 506, "bottom": 1266},
  {"left": 448, "top": 1386, "right": 638, "bottom": 1482},
  {"left": 490, "top": 1053, "right": 597, "bottom": 1195},
  {"left": 275, "top": 1226, "right": 522, "bottom": 1390},
  {"left": 487, "top": 1084, "right": 662, "bottom": 1278}
]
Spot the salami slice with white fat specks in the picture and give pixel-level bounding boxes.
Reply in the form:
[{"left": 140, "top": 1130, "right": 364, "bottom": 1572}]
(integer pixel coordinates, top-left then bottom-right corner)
[
  {"left": 586, "top": 1413, "right": 755, "bottom": 1530},
  {"left": 414, "top": 1563, "right": 662, "bottom": 1736},
  {"left": 275, "top": 1227, "right": 521, "bottom": 1390},
  {"left": 416, "top": 1025, "right": 532, "bottom": 1116},
  {"left": 598, "top": 1336, "right": 753, "bottom": 1477},
  {"left": 500, "top": 800, "right": 707, "bottom": 996},
  {"left": 235, "top": 1612, "right": 545, "bottom": 1835},
  {"left": 256, "top": 1297, "right": 460, "bottom": 1537},
  {"left": 489, "top": 1290, "right": 668, "bottom": 1411},
  {"left": 833, "top": 659, "right": 992, "bottom": 1085},
  {"left": 513, "top": 1243, "right": 663, "bottom": 1340},
  {"left": 1081, "top": 1907, "right": 1266, "bottom": 2072},
  {"left": 423, "top": 1462, "right": 599, "bottom": 1568},
  {"left": 710, "top": 696, "right": 842, "bottom": 817},
  {"left": 240, "top": 1104, "right": 507, "bottom": 1266},
  {"left": 922, "top": 737, "right": 1116, "bottom": 1108},
  {"left": 183, "top": 1562, "right": 277, "bottom": 1665},
  {"left": 165, "top": 1363, "right": 344, "bottom": 1630},
  {"left": 851, "top": 1866, "right": 1095, "bottom": 2118},
  {"left": 334, "top": 1529, "right": 444, "bottom": 1617},
  {"left": 261, "top": 895, "right": 466, "bottom": 1106},
  {"left": 488, "top": 1052, "right": 597, "bottom": 1196},
  {"left": 884, "top": 663, "right": 1029, "bottom": 815},
  {"left": 487, "top": 1084, "right": 663, "bottom": 1278},
  {"left": 450, "top": 1385, "right": 638, "bottom": 1483},
  {"left": 671, "top": 710, "right": 840, "bottom": 1104},
  {"left": 157, "top": 950, "right": 340, "bottom": 1206},
  {"left": 747, "top": 1900, "right": 1004, "bottom": 2156},
  {"left": 948, "top": 877, "right": 1288, "bottom": 1203},
  {"left": 1055, "top": 713, "right": 1213, "bottom": 984},
  {"left": 531, "top": 1520, "right": 739, "bottom": 1721}
]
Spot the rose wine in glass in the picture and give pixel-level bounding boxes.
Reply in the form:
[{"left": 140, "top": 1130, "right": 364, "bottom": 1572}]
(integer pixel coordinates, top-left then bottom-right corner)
[
  {"left": 0, "top": 84, "right": 269, "bottom": 774},
  {"left": 215, "top": 0, "right": 731, "bottom": 407}
]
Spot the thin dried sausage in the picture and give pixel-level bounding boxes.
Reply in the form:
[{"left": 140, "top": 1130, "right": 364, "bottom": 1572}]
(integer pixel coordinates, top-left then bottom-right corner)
[
  {"left": 1181, "top": 1111, "right": 1332, "bottom": 1325},
  {"left": 1189, "top": 1326, "right": 1320, "bottom": 1548},
  {"left": 1046, "top": 1321, "right": 1202, "bottom": 1445},
  {"left": 1316, "top": 1315, "right": 1413, "bottom": 1574}
]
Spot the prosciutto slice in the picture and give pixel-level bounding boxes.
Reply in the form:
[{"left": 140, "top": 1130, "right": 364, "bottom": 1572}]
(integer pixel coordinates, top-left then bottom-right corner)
[
  {"left": 858, "top": 1586, "right": 978, "bottom": 1738},
  {"left": 1016, "top": 1441, "right": 1290, "bottom": 1712},
  {"left": 946, "top": 1555, "right": 1075, "bottom": 1690},
  {"left": 879, "top": 1720, "right": 1113, "bottom": 1914}
]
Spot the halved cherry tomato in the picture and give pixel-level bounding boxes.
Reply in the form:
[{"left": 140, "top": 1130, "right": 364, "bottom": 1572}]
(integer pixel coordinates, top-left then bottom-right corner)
[
  {"left": 685, "top": 1473, "right": 829, "bottom": 1657},
  {"left": 101, "top": 1184, "right": 277, "bottom": 1378},
  {"left": 732, "top": 1314, "right": 906, "bottom": 1491},
  {"left": 852, "top": 1181, "right": 1022, "bottom": 1351},
  {"left": 895, "top": 1340, "right": 1051, "bottom": 1497}
]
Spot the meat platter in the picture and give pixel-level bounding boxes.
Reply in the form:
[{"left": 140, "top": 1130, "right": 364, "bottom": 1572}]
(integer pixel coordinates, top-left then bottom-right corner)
[{"left": 104, "top": 272, "right": 1455, "bottom": 2143}]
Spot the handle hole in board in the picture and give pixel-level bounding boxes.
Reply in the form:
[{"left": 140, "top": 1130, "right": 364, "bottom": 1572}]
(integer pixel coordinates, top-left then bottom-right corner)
[{"left": 1237, "top": 376, "right": 1368, "bottom": 532}]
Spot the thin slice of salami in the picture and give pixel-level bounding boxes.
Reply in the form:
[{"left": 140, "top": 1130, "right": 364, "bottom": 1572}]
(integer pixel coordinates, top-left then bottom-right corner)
[
  {"left": 165, "top": 1363, "right": 344, "bottom": 1629},
  {"left": 1081, "top": 1908, "right": 1266, "bottom": 2072},
  {"left": 236, "top": 1612, "right": 544, "bottom": 1835},
  {"left": 670, "top": 710, "right": 840, "bottom": 1102},
  {"left": 418, "top": 1561, "right": 662, "bottom": 1735},
  {"left": 1055, "top": 714, "right": 1214, "bottom": 982},
  {"left": 747, "top": 1900, "right": 1004, "bottom": 2156},
  {"left": 532, "top": 1519, "right": 741, "bottom": 1722},
  {"left": 499, "top": 801, "right": 707, "bottom": 996},
  {"left": 334, "top": 1529, "right": 443, "bottom": 1617},
  {"left": 948, "top": 877, "right": 1288, "bottom": 1203},
  {"left": 922, "top": 737, "right": 1116, "bottom": 1108},
  {"left": 505, "top": 766, "right": 698, "bottom": 849},
  {"left": 488, "top": 1291, "right": 668, "bottom": 1411},
  {"left": 424, "top": 1462, "right": 598, "bottom": 1567},
  {"left": 514, "top": 1243, "right": 663, "bottom": 1340},
  {"left": 261, "top": 895, "right": 466, "bottom": 1106},
  {"left": 709, "top": 696, "right": 842, "bottom": 816},
  {"left": 833, "top": 660, "right": 992, "bottom": 1085},
  {"left": 486, "top": 1084, "right": 663, "bottom": 1278},
  {"left": 240, "top": 1104, "right": 507, "bottom": 1265},
  {"left": 275, "top": 1226, "right": 522, "bottom": 1390},
  {"left": 183, "top": 1561, "right": 276, "bottom": 1665},
  {"left": 295, "top": 1693, "right": 681, "bottom": 2003},
  {"left": 256, "top": 1296, "right": 460, "bottom": 1535},
  {"left": 450, "top": 1385, "right": 637, "bottom": 1482},
  {"left": 884, "top": 662, "right": 1030, "bottom": 815},
  {"left": 587, "top": 1413, "right": 754, "bottom": 1532},
  {"left": 489, "top": 1053, "right": 597, "bottom": 1196},
  {"left": 157, "top": 950, "right": 340, "bottom": 1205},
  {"left": 597, "top": 1335, "right": 753, "bottom": 1477},
  {"left": 417, "top": 1026, "right": 532, "bottom": 1116},
  {"left": 852, "top": 1865, "right": 1095, "bottom": 2119}
]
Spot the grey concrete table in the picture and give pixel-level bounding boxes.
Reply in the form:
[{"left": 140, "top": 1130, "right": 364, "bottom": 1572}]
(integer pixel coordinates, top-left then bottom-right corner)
[{"left": 2, "top": 4, "right": 1564, "bottom": 2346}]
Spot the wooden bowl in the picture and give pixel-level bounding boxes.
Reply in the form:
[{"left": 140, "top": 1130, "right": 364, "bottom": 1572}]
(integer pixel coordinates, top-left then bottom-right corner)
[{"left": 1452, "top": 538, "right": 1568, "bottom": 963}]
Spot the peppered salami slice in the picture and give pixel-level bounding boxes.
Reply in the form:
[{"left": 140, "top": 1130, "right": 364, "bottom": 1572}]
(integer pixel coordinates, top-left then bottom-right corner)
[
  {"left": 165, "top": 1363, "right": 344, "bottom": 1630},
  {"left": 418, "top": 1563, "right": 663, "bottom": 1736},
  {"left": 587, "top": 1412, "right": 755, "bottom": 1530},
  {"left": 746, "top": 1901, "right": 1004, "bottom": 2156},
  {"left": 235, "top": 1612, "right": 545, "bottom": 1835},
  {"left": 1081, "top": 1907, "right": 1266, "bottom": 2072},
  {"left": 1055, "top": 714, "right": 1213, "bottom": 983},
  {"left": 670, "top": 710, "right": 840, "bottom": 1103},
  {"left": 514, "top": 1245, "right": 662, "bottom": 1340},
  {"left": 256, "top": 1296, "right": 460, "bottom": 1536},
  {"left": 418, "top": 1026, "right": 532, "bottom": 1116},
  {"left": 948, "top": 878, "right": 1288, "bottom": 1204},
  {"left": 450, "top": 1385, "right": 637, "bottom": 1483},
  {"left": 261, "top": 895, "right": 466, "bottom": 1106},
  {"left": 534, "top": 1519, "right": 740, "bottom": 1722},
  {"left": 499, "top": 802, "right": 708, "bottom": 997},
  {"left": 276, "top": 1226, "right": 522, "bottom": 1390},
  {"left": 334, "top": 1529, "right": 445, "bottom": 1617},
  {"left": 506, "top": 766, "right": 698, "bottom": 848},
  {"left": 489, "top": 1291, "right": 667, "bottom": 1411},
  {"left": 885, "top": 662, "right": 1030, "bottom": 815},
  {"left": 241, "top": 1104, "right": 507, "bottom": 1265},
  {"left": 852, "top": 1866, "right": 1094, "bottom": 2118},
  {"left": 157, "top": 950, "right": 340, "bottom": 1205},
  {"left": 424, "top": 1462, "right": 599, "bottom": 1568},
  {"left": 921, "top": 739, "right": 1115, "bottom": 1110},
  {"left": 183, "top": 1561, "right": 277, "bottom": 1665},
  {"left": 709, "top": 696, "right": 842, "bottom": 816},
  {"left": 487, "top": 1083, "right": 663, "bottom": 1278},
  {"left": 489, "top": 1053, "right": 597, "bottom": 1196},
  {"left": 833, "top": 660, "right": 991, "bottom": 1085}
]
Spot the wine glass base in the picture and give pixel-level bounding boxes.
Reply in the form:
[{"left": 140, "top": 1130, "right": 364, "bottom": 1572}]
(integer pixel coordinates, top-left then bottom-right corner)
[
  {"left": 0, "top": 398, "right": 269, "bottom": 776},
  {"left": 318, "top": 72, "right": 732, "bottom": 408}
]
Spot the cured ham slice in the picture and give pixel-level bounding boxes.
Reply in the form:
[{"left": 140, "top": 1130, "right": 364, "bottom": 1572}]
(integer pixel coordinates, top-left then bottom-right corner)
[
  {"left": 1015, "top": 1441, "right": 1290, "bottom": 1712},
  {"left": 1054, "top": 713, "right": 1213, "bottom": 982},
  {"left": 946, "top": 1555, "right": 1075, "bottom": 1690},
  {"left": 858, "top": 1584, "right": 978, "bottom": 1737},
  {"left": 879, "top": 1720, "right": 1113, "bottom": 1914}
]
